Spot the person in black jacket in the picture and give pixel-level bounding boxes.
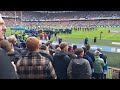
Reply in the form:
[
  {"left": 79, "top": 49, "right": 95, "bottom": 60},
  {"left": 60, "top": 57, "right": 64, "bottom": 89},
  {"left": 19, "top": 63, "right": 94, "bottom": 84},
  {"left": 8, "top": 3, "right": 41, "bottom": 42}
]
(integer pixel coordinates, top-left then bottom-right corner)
[
  {"left": 58, "top": 37, "right": 62, "bottom": 44},
  {"left": 82, "top": 47, "right": 94, "bottom": 77},
  {"left": 85, "top": 44, "right": 95, "bottom": 62},
  {"left": 53, "top": 42, "right": 71, "bottom": 79},
  {"left": 0, "top": 48, "right": 19, "bottom": 79},
  {"left": 84, "top": 37, "right": 89, "bottom": 45},
  {"left": 94, "top": 37, "right": 97, "bottom": 43},
  {"left": 39, "top": 44, "right": 54, "bottom": 64},
  {"left": 68, "top": 45, "right": 76, "bottom": 59},
  {"left": 0, "top": 15, "right": 18, "bottom": 79}
]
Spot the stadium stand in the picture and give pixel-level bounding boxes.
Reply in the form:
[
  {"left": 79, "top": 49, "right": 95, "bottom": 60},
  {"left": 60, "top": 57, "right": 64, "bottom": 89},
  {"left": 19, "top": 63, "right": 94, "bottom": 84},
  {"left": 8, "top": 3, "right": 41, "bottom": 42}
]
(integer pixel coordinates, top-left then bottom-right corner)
[{"left": 1, "top": 11, "right": 120, "bottom": 79}]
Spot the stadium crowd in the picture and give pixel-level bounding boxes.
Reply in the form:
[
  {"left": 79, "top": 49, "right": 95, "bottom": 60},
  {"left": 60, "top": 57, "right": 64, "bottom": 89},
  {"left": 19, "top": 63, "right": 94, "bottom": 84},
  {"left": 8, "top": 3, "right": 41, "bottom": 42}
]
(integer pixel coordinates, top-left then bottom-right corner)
[
  {"left": 0, "top": 14, "right": 108, "bottom": 79},
  {"left": 1, "top": 11, "right": 120, "bottom": 20},
  {"left": 1, "top": 11, "right": 120, "bottom": 28},
  {"left": 3, "top": 19, "right": 120, "bottom": 28}
]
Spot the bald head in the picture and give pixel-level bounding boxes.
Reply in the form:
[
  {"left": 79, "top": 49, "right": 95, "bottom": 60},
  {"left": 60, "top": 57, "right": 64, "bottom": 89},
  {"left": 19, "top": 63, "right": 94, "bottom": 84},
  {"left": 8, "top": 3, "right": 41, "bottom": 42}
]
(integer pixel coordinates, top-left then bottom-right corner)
[
  {"left": 26, "top": 37, "right": 40, "bottom": 51},
  {"left": 0, "top": 40, "right": 11, "bottom": 52},
  {"left": 8, "top": 35, "right": 17, "bottom": 45}
]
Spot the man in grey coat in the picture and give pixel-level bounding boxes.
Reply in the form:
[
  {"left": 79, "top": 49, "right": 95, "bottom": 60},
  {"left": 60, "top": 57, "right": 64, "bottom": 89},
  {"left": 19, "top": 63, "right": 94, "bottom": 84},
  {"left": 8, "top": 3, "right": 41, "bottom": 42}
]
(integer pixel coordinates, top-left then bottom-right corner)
[{"left": 67, "top": 48, "right": 91, "bottom": 79}]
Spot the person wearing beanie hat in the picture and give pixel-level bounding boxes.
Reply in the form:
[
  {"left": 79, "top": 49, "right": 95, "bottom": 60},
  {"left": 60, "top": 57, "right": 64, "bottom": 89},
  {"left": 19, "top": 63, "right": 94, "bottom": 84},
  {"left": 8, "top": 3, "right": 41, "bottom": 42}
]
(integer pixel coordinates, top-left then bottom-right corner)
[{"left": 53, "top": 42, "right": 71, "bottom": 79}]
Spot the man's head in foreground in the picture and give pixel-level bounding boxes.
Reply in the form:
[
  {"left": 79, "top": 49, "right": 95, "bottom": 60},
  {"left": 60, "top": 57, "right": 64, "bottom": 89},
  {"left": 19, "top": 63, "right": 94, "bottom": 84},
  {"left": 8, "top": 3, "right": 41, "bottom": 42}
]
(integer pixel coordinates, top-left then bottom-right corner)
[{"left": 0, "top": 14, "right": 6, "bottom": 41}]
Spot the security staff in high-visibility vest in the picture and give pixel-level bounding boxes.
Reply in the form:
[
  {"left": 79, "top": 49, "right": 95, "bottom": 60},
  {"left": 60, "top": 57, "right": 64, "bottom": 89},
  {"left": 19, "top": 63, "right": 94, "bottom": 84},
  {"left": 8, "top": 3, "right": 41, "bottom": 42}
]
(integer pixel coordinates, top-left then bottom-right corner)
[
  {"left": 24, "top": 34, "right": 29, "bottom": 41},
  {"left": 18, "top": 33, "right": 21, "bottom": 40}
]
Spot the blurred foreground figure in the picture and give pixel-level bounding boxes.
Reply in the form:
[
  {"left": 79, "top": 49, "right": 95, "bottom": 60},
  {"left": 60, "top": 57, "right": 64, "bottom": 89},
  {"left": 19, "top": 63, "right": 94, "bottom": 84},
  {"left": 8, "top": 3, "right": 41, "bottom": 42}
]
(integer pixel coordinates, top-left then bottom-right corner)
[{"left": 0, "top": 14, "right": 18, "bottom": 79}]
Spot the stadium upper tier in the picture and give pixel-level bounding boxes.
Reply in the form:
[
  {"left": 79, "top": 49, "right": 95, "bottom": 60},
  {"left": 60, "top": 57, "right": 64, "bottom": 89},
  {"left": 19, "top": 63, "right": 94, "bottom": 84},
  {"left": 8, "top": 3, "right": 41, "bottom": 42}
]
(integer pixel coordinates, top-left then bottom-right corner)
[
  {"left": 1, "top": 11, "right": 120, "bottom": 27},
  {"left": 0, "top": 11, "right": 120, "bottom": 20}
]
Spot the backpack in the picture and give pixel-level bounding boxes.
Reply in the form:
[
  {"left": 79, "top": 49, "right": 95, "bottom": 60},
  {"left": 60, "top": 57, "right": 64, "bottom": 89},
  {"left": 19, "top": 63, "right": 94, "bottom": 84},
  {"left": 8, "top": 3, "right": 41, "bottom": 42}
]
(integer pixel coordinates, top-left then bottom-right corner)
[
  {"left": 72, "top": 59, "right": 82, "bottom": 79},
  {"left": 71, "top": 58, "right": 90, "bottom": 79}
]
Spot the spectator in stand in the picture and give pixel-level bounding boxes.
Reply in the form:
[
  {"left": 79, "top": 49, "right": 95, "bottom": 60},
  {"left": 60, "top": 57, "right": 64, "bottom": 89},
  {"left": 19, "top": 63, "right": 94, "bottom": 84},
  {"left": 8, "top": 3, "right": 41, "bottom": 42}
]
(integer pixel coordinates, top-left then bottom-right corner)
[
  {"left": 20, "top": 39, "right": 26, "bottom": 49},
  {"left": 49, "top": 49, "right": 55, "bottom": 57},
  {"left": 53, "top": 42, "right": 71, "bottom": 79},
  {"left": 67, "top": 48, "right": 91, "bottom": 79},
  {"left": 0, "top": 14, "right": 18, "bottom": 79},
  {"left": 16, "top": 37, "right": 57, "bottom": 79},
  {"left": 40, "top": 44, "right": 50, "bottom": 54},
  {"left": 46, "top": 41, "right": 53, "bottom": 49},
  {"left": 68, "top": 45, "right": 76, "bottom": 59},
  {"left": 39, "top": 44, "right": 54, "bottom": 64},
  {"left": 93, "top": 50, "right": 105, "bottom": 79},
  {"left": 54, "top": 44, "right": 61, "bottom": 54},
  {"left": 8, "top": 35, "right": 23, "bottom": 55},
  {"left": 96, "top": 48, "right": 108, "bottom": 79},
  {"left": 71, "top": 45, "right": 77, "bottom": 54},
  {"left": 82, "top": 47, "right": 94, "bottom": 77},
  {"left": 15, "top": 33, "right": 18, "bottom": 40},
  {"left": 85, "top": 44, "right": 95, "bottom": 62},
  {"left": 0, "top": 40, "right": 21, "bottom": 65}
]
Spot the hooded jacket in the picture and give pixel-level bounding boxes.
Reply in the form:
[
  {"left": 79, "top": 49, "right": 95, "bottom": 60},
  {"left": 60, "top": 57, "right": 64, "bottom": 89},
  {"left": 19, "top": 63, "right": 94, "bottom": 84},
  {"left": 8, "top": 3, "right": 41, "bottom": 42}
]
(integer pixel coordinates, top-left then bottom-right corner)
[{"left": 53, "top": 50, "right": 71, "bottom": 79}]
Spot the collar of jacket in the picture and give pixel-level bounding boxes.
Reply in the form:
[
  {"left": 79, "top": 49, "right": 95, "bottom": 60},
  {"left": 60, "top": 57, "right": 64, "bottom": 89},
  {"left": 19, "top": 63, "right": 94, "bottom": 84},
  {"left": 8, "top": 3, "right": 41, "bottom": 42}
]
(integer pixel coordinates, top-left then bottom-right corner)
[
  {"left": 77, "top": 55, "right": 83, "bottom": 59},
  {"left": 94, "top": 56, "right": 100, "bottom": 58}
]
